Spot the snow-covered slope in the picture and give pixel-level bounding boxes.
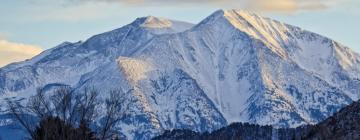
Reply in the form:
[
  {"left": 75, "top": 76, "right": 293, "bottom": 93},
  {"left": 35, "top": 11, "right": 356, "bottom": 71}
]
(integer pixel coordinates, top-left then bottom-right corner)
[{"left": 0, "top": 10, "right": 360, "bottom": 139}]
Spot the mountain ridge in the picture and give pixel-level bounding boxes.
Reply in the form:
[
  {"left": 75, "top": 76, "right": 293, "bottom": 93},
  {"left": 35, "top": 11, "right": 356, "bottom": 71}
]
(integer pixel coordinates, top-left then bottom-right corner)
[{"left": 0, "top": 9, "right": 359, "bottom": 140}]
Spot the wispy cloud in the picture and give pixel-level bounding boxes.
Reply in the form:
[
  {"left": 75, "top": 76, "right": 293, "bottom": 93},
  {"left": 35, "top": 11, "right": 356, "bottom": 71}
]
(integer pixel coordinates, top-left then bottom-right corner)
[
  {"left": 0, "top": 32, "right": 9, "bottom": 40},
  {"left": 246, "top": 0, "right": 328, "bottom": 12},
  {"left": 61, "top": 0, "right": 335, "bottom": 12},
  {"left": 32, "top": 2, "right": 118, "bottom": 22},
  {"left": 16, "top": 0, "right": 338, "bottom": 23},
  {"left": 0, "top": 40, "right": 43, "bottom": 67}
]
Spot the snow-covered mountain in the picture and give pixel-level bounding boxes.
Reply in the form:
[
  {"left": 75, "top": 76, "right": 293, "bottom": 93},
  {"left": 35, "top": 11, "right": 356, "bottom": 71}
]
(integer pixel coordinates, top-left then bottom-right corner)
[
  {"left": 1, "top": 9, "right": 360, "bottom": 139},
  {"left": 154, "top": 100, "right": 360, "bottom": 140}
]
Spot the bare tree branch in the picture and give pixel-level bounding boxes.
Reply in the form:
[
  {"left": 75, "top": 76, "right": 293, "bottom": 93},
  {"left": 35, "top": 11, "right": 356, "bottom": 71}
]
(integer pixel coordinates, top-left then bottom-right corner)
[
  {"left": 6, "top": 99, "right": 36, "bottom": 139},
  {"left": 100, "top": 89, "right": 132, "bottom": 140},
  {"left": 7, "top": 86, "right": 131, "bottom": 140}
]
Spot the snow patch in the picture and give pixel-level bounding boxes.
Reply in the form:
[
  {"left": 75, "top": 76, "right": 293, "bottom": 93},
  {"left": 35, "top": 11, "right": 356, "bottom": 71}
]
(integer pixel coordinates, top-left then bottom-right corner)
[
  {"left": 117, "top": 57, "right": 153, "bottom": 84},
  {"left": 140, "top": 16, "right": 173, "bottom": 29}
]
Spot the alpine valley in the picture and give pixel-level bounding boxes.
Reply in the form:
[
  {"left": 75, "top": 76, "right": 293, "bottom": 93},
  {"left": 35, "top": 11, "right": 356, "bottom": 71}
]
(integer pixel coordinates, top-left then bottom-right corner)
[{"left": 0, "top": 10, "right": 359, "bottom": 140}]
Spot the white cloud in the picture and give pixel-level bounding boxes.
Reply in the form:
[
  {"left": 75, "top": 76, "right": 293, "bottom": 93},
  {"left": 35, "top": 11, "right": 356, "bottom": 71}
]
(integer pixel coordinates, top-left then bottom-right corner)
[{"left": 0, "top": 40, "right": 43, "bottom": 67}]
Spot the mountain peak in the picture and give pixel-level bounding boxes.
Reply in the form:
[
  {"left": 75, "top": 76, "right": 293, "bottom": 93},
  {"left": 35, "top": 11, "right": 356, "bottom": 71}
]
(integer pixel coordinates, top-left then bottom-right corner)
[
  {"left": 128, "top": 16, "right": 194, "bottom": 33},
  {"left": 197, "top": 9, "right": 269, "bottom": 31},
  {"left": 206, "top": 9, "right": 269, "bottom": 29},
  {"left": 197, "top": 9, "right": 288, "bottom": 58},
  {"left": 203, "top": 9, "right": 257, "bottom": 20},
  {"left": 133, "top": 16, "right": 173, "bottom": 29},
  {"left": 213, "top": 9, "right": 253, "bottom": 16}
]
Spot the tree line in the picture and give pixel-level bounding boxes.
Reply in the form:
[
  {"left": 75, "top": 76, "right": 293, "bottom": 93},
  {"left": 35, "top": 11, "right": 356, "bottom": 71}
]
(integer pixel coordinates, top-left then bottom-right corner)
[
  {"left": 153, "top": 100, "right": 360, "bottom": 140},
  {"left": 6, "top": 87, "right": 133, "bottom": 140}
]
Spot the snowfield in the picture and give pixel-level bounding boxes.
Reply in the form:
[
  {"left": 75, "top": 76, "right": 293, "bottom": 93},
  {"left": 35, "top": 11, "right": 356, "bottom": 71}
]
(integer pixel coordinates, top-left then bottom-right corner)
[{"left": 0, "top": 9, "right": 359, "bottom": 140}]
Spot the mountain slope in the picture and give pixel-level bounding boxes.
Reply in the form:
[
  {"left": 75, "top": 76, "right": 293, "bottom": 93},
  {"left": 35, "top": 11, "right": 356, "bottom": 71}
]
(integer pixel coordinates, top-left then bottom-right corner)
[
  {"left": 122, "top": 10, "right": 359, "bottom": 127},
  {"left": 0, "top": 10, "right": 360, "bottom": 139},
  {"left": 0, "top": 16, "right": 193, "bottom": 96},
  {"left": 153, "top": 100, "right": 360, "bottom": 140}
]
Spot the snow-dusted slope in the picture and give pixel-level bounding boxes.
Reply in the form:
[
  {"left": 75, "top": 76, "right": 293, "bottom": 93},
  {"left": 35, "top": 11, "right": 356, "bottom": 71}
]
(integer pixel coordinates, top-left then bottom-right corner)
[
  {"left": 0, "top": 16, "right": 193, "bottom": 96},
  {"left": 127, "top": 10, "right": 359, "bottom": 128},
  {"left": 0, "top": 10, "right": 360, "bottom": 139}
]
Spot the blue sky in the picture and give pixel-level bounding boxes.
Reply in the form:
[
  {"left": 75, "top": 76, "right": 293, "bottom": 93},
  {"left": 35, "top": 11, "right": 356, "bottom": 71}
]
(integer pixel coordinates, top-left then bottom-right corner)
[{"left": 0, "top": 0, "right": 359, "bottom": 66}]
